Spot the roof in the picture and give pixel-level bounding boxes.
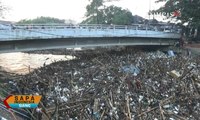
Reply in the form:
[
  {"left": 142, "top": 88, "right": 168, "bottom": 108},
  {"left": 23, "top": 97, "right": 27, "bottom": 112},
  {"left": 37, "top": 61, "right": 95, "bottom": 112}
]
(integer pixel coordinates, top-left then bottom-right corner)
[{"left": 0, "top": 20, "right": 15, "bottom": 24}]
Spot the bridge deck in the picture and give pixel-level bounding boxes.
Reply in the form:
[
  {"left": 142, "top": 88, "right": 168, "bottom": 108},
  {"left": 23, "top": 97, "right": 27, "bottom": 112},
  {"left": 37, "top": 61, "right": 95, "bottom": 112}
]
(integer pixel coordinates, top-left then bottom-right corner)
[
  {"left": 0, "top": 24, "right": 180, "bottom": 41},
  {"left": 0, "top": 24, "right": 181, "bottom": 52}
]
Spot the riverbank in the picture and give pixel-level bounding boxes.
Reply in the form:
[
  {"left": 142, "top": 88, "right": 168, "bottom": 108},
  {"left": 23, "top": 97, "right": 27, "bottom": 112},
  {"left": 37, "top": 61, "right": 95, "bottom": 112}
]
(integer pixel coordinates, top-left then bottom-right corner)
[
  {"left": 184, "top": 43, "right": 200, "bottom": 55},
  {"left": 1, "top": 47, "right": 199, "bottom": 120}
]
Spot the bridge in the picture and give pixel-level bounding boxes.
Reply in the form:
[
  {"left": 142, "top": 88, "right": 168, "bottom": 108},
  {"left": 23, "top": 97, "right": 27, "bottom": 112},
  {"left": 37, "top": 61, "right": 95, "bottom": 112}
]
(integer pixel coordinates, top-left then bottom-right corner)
[{"left": 0, "top": 24, "right": 181, "bottom": 53}]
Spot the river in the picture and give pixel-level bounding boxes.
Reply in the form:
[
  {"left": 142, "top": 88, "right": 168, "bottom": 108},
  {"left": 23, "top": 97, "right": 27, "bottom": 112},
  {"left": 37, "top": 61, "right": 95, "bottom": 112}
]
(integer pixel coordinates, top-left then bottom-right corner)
[{"left": 0, "top": 52, "right": 73, "bottom": 74}]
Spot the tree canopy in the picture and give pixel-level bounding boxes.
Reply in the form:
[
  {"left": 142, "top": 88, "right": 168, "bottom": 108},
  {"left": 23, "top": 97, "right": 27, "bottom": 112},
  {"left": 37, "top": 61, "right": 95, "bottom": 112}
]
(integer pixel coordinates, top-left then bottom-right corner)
[
  {"left": 83, "top": 0, "right": 133, "bottom": 25},
  {"left": 154, "top": 0, "right": 200, "bottom": 27},
  {"left": 17, "top": 16, "right": 65, "bottom": 24},
  {"left": 104, "top": 6, "right": 133, "bottom": 25}
]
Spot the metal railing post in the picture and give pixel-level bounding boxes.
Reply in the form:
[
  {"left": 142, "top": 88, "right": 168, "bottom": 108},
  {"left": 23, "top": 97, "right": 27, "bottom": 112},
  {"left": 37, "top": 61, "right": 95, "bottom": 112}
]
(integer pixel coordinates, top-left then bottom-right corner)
[
  {"left": 113, "top": 25, "right": 115, "bottom": 33},
  {"left": 146, "top": 25, "right": 149, "bottom": 35},
  {"left": 125, "top": 26, "right": 127, "bottom": 34}
]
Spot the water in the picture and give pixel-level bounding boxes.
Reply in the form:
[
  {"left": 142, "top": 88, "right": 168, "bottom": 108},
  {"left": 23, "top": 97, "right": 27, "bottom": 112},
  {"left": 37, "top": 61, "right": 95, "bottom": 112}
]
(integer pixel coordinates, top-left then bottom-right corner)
[{"left": 0, "top": 52, "right": 73, "bottom": 74}]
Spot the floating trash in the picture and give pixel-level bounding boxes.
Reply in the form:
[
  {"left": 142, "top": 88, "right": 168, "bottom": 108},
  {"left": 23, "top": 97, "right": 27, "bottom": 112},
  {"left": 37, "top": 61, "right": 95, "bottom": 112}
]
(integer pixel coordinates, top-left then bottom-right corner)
[{"left": 121, "top": 64, "right": 140, "bottom": 75}]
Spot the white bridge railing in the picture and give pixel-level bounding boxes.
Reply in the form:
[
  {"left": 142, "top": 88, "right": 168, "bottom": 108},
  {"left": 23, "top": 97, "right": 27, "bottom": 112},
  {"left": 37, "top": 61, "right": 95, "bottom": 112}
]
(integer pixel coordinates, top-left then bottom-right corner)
[
  {"left": 0, "top": 24, "right": 181, "bottom": 41},
  {"left": 12, "top": 24, "right": 179, "bottom": 32}
]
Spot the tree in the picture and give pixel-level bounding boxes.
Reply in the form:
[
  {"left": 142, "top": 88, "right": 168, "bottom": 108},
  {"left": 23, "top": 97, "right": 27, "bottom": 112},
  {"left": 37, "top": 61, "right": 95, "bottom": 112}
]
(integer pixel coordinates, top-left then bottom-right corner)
[
  {"left": 85, "top": 0, "right": 104, "bottom": 24},
  {"left": 155, "top": 0, "right": 200, "bottom": 25},
  {"left": 132, "top": 15, "right": 146, "bottom": 24},
  {"left": 103, "top": 6, "right": 132, "bottom": 25},
  {"left": 17, "top": 16, "right": 65, "bottom": 24},
  {"left": 83, "top": 0, "right": 132, "bottom": 25},
  {"left": 154, "top": 0, "right": 200, "bottom": 40}
]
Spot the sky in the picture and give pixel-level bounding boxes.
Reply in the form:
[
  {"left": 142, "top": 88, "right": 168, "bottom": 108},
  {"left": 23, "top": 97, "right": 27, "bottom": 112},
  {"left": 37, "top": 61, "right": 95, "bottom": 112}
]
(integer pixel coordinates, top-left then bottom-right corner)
[{"left": 1, "top": 0, "right": 165, "bottom": 23}]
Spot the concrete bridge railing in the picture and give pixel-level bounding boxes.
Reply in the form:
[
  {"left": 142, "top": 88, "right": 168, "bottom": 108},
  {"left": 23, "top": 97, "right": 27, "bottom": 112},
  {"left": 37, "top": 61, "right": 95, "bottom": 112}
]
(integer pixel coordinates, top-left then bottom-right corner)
[
  {"left": 0, "top": 24, "right": 181, "bottom": 41},
  {"left": 0, "top": 24, "right": 181, "bottom": 53}
]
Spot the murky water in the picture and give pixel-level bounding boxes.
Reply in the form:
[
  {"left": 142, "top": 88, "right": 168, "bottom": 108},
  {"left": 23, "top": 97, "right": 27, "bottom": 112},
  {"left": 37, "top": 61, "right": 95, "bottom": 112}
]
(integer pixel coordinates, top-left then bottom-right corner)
[{"left": 0, "top": 52, "right": 73, "bottom": 74}]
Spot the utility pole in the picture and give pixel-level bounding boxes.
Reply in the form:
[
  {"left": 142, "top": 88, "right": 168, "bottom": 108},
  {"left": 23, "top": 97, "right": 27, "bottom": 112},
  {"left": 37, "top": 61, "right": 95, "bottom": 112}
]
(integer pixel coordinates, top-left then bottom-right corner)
[{"left": 149, "top": 0, "right": 151, "bottom": 20}]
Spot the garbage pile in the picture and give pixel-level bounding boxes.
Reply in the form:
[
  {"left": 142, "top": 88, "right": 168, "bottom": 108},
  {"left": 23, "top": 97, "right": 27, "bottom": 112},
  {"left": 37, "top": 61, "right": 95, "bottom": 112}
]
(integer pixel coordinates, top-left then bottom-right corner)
[{"left": 7, "top": 48, "right": 200, "bottom": 120}]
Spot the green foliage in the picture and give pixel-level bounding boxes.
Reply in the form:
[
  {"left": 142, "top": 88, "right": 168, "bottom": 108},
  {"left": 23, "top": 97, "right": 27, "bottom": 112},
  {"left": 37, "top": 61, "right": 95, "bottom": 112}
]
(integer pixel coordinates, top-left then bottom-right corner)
[
  {"left": 86, "top": 0, "right": 103, "bottom": 17},
  {"left": 83, "top": 0, "right": 132, "bottom": 25},
  {"left": 104, "top": 6, "right": 132, "bottom": 25},
  {"left": 17, "top": 16, "right": 65, "bottom": 24},
  {"left": 111, "top": 7, "right": 132, "bottom": 25},
  {"left": 154, "top": 0, "right": 200, "bottom": 27},
  {"left": 85, "top": 0, "right": 103, "bottom": 24}
]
